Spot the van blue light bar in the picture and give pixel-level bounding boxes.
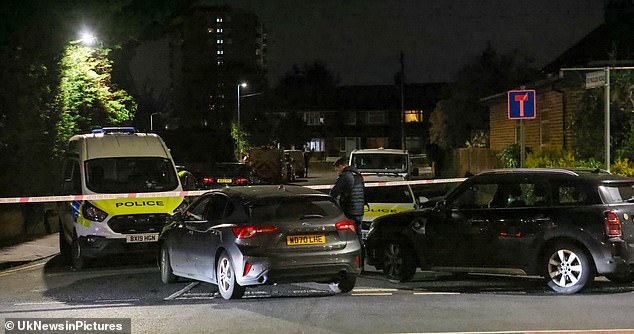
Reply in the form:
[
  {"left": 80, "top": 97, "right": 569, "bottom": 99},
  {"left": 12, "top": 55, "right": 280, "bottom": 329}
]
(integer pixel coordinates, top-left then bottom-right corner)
[{"left": 92, "top": 127, "right": 137, "bottom": 134}]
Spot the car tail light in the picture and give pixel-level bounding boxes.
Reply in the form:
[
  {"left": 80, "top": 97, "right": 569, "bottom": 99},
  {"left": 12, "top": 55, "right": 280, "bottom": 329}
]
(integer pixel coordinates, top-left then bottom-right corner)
[
  {"left": 243, "top": 262, "right": 253, "bottom": 276},
  {"left": 605, "top": 211, "right": 622, "bottom": 237},
  {"left": 336, "top": 220, "right": 356, "bottom": 233},
  {"left": 203, "top": 177, "right": 215, "bottom": 184},
  {"left": 236, "top": 178, "right": 248, "bottom": 185},
  {"left": 232, "top": 225, "right": 278, "bottom": 239}
]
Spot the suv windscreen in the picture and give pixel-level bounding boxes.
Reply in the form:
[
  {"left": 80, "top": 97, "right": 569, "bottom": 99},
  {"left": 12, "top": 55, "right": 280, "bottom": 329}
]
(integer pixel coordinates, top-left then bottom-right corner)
[
  {"left": 85, "top": 157, "right": 179, "bottom": 193},
  {"left": 351, "top": 154, "right": 408, "bottom": 172},
  {"left": 598, "top": 183, "right": 634, "bottom": 204}
]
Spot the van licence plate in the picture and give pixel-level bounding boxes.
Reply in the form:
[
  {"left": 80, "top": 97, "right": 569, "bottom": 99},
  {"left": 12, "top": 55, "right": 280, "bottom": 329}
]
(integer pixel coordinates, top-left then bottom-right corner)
[
  {"left": 126, "top": 233, "right": 159, "bottom": 243},
  {"left": 286, "top": 234, "right": 325, "bottom": 245}
]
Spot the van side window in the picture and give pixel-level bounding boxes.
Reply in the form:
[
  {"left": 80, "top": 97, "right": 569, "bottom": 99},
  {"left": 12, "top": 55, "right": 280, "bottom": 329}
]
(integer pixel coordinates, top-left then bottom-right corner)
[{"left": 62, "top": 160, "right": 81, "bottom": 195}]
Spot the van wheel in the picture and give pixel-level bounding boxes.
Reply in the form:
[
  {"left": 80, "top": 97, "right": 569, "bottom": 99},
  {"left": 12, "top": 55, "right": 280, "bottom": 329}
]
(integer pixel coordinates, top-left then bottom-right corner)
[
  {"left": 383, "top": 239, "right": 416, "bottom": 282},
  {"left": 71, "top": 235, "right": 85, "bottom": 270},
  {"left": 544, "top": 243, "right": 594, "bottom": 294},
  {"left": 58, "top": 221, "right": 71, "bottom": 260},
  {"left": 217, "top": 252, "right": 245, "bottom": 300}
]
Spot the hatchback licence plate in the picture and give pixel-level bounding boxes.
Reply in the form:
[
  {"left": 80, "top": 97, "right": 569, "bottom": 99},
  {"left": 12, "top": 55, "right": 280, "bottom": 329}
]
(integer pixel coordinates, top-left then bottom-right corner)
[
  {"left": 126, "top": 233, "right": 159, "bottom": 243},
  {"left": 286, "top": 234, "right": 325, "bottom": 245},
  {"left": 217, "top": 178, "right": 232, "bottom": 183}
]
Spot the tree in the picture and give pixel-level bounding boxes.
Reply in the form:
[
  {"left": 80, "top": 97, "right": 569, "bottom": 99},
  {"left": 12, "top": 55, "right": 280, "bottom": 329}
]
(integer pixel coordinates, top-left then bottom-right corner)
[
  {"left": 429, "top": 45, "right": 541, "bottom": 150},
  {"left": 55, "top": 44, "right": 137, "bottom": 152},
  {"left": 571, "top": 70, "right": 634, "bottom": 163}
]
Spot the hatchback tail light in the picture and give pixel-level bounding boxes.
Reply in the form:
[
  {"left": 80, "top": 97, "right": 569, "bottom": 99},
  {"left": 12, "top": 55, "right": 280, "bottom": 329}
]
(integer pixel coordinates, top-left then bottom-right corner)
[
  {"left": 203, "top": 177, "right": 215, "bottom": 184},
  {"left": 235, "top": 178, "right": 248, "bottom": 185},
  {"left": 336, "top": 220, "right": 356, "bottom": 233},
  {"left": 605, "top": 211, "right": 622, "bottom": 237},
  {"left": 232, "top": 225, "right": 278, "bottom": 239}
]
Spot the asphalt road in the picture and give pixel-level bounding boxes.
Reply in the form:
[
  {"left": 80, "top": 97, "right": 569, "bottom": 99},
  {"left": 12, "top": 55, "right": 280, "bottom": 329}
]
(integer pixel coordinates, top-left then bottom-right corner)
[
  {"left": 1, "top": 254, "right": 634, "bottom": 333},
  {"left": 2, "top": 169, "right": 634, "bottom": 333}
]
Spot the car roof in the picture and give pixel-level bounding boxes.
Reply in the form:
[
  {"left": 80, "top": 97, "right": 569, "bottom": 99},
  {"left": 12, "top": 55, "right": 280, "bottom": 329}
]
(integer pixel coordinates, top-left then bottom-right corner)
[
  {"left": 351, "top": 148, "right": 407, "bottom": 155},
  {"left": 220, "top": 185, "right": 331, "bottom": 203},
  {"left": 474, "top": 168, "right": 634, "bottom": 183}
]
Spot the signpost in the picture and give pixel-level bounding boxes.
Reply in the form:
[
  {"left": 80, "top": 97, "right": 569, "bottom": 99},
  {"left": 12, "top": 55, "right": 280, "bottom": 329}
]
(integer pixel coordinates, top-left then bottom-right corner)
[{"left": 508, "top": 90, "right": 536, "bottom": 167}]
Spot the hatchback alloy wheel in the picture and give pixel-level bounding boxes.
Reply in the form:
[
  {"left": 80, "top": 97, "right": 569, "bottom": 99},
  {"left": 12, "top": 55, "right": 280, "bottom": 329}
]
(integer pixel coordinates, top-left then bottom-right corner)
[
  {"left": 217, "top": 252, "right": 245, "bottom": 300},
  {"left": 545, "top": 244, "right": 594, "bottom": 294}
]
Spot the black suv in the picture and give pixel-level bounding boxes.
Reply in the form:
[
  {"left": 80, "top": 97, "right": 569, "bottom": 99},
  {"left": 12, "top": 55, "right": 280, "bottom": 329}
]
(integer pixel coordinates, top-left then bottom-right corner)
[{"left": 365, "top": 168, "right": 634, "bottom": 294}]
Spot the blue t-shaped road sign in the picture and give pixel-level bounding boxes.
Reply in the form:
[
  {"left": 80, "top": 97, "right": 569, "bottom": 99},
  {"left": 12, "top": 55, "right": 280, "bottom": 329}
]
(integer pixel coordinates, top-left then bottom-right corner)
[{"left": 508, "top": 90, "right": 536, "bottom": 119}]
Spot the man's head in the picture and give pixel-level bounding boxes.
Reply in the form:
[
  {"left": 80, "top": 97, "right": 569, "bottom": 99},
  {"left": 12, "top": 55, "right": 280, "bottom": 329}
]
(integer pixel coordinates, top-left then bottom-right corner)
[{"left": 333, "top": 157, "right": 348, "bottom": 173}]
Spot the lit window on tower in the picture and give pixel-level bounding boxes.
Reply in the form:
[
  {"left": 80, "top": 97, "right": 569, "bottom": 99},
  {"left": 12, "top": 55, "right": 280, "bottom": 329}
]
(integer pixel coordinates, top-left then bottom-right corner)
[{"left": 404, "top": 109, "right": 423, "bottom": 123}]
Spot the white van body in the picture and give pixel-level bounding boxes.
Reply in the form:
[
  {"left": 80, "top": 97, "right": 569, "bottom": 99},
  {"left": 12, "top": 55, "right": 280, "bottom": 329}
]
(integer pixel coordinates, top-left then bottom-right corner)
[
  {"left": 58, "top": 127, "right": 184, "bottom": 269},
  {"left": 349, "top": 148, "right": 412, "bottom": 180}
]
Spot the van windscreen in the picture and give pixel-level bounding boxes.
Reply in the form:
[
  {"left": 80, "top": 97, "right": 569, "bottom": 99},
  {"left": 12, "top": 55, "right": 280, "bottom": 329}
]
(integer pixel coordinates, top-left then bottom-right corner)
[
  {"left": 85, "top": 157, "right": 179, "bottom": 193},
  {"left": 351, "top": 154, "right": 407, "bottom": 172}
]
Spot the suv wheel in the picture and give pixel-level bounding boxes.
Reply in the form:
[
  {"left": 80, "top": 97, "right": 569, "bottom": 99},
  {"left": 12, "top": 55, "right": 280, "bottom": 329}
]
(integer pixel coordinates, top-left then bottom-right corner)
[
  {"left": 544, "top": 243, "right": 594, "bottom": 294},
  {"left": 217, "top": 252, "right": 245, "bottom": 300},
  {"left": 383, "top": 239, "right": 416, "bottom": 282},
  {"left": 160, "top": 245, "right": 178, "bottom": 284}
]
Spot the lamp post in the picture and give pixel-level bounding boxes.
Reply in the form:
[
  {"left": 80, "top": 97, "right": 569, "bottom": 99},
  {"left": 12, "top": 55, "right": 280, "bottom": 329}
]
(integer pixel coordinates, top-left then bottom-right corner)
[
  {"left": 237, "top": 82, "right": 247, "bottom": 128},
  {"left": 150, "top": 112, "right": 161, "bottom": 131}
]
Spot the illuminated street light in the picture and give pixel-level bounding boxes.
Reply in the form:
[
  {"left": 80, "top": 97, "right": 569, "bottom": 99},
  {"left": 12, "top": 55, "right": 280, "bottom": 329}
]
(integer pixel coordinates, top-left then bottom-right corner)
[
  {"left": 79, "top": 31, "right": 97, "bottom": 46},
  {"left": 237, "top": 82, "right": 247, "bottom": 128}
]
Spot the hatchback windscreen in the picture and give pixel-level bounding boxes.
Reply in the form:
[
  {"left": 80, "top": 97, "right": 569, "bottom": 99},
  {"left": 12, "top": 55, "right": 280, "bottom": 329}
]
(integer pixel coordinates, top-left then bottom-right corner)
[
  {"left": 599, "top": 183, "right": 634, "bottom": 204},
  {"left": 85, "top": 157, "right": 179, "bottom": 193},
  {"left": 351, "top": 154, "right": 407, "bottom": 172},
  {"left": 249, "top": 197, "right": 341, "bottom": 222}
]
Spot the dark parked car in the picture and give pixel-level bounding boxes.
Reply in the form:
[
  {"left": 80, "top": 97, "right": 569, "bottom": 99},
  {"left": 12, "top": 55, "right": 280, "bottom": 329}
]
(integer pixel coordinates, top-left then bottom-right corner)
[
  {"left": 194, "top": 162, "right": 257, "bottom": 189},
  {"left": 365, "top": 168, "right": 634, "bottom": 294},
  {"left": 158, "top": 185, "right": 362, "bottom": 299}
]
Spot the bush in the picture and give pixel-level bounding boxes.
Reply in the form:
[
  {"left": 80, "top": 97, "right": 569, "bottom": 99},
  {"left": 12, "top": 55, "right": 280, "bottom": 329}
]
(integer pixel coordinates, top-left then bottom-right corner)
[
  {"left": 611, "top": 158, "right": 634, "bottom": 177},
  {"left": 524, "top": 145, "right": 602, "bottom": 169}
]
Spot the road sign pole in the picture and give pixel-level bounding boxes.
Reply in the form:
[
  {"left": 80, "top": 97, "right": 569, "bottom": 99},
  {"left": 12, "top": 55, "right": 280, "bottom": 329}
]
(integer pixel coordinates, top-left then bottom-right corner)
[
  {"left": 520, "top": 120, "right": 525, "bottom": 167},
  {"left": 605, "top": 67, "right": 610, "bottom": 172}
]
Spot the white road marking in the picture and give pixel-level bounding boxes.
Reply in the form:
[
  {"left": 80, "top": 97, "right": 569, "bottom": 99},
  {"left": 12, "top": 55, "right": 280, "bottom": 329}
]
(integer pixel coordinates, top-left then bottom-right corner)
[{"left": 164, "top": 282, "right": 199, "bottom": 300}]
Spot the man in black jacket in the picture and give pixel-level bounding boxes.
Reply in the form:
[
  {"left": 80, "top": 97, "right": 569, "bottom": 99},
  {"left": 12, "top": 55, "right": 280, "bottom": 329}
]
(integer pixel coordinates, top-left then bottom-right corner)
[{"left": 330, "top": 157, "right": 366, "bottom": 266}]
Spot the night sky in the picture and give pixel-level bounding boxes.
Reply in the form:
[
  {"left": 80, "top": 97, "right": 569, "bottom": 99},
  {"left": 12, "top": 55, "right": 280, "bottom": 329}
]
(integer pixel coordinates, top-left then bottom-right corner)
[{"left": 201, "top": 0, "right": 605, "bottom": 85}]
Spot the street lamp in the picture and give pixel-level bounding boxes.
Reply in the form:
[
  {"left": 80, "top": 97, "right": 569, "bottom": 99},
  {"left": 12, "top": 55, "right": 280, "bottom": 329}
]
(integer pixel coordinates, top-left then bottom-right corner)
[
  {"left": 79, "top": 31, "right": 97, "bottom": 46},
  {"left": 150, "top": 112, "right": 161, "bottom": 131},
  {"left": 237, "top": 82, "right": 247, "bottom": 128}
]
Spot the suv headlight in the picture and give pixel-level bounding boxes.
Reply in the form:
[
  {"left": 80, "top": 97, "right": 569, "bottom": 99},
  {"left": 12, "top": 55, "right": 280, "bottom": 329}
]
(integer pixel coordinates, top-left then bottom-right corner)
[{"left": 82, "top": 202, "right": 108, "bottom": 222}]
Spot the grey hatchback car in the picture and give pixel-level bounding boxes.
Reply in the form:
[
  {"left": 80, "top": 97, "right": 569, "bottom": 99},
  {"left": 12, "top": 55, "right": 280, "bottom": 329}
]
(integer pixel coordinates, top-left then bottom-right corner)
[{"left": 158, "top": 185, "right": 362, "bottom": 299}]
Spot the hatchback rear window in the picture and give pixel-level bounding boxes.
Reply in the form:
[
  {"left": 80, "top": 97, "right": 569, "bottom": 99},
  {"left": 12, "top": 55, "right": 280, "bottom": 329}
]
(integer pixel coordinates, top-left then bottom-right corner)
[
  {"left": 249, "top": 196, "right": 341, "bottom": 222},
  {"left": 599, "top": 183, "right": 634, "bottom": 204}
]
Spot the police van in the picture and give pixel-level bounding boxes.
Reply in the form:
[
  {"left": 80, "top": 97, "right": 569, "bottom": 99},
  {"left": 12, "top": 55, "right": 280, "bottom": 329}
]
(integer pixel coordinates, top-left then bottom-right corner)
[
  {"left": 58, "top": 127, "right": 185, "bottom": 269},
  {"left": 361, "top": 174, "right": 419, "bottom": 240}
]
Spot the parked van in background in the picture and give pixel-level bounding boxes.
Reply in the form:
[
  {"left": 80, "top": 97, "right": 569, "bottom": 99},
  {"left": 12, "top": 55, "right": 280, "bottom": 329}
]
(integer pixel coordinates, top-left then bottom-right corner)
[
  {"left": 58, "top": 127, "right": 185, "bottom": 269},
  {"left": 349, "top": 148, "right": 420, "bottom": 180}
]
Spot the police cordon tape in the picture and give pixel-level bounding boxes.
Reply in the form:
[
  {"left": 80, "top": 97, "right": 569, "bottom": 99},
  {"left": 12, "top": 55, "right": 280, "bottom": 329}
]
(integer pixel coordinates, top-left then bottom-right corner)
[{"left": 0, "top": 178, "right": 467, "bottom": 204}]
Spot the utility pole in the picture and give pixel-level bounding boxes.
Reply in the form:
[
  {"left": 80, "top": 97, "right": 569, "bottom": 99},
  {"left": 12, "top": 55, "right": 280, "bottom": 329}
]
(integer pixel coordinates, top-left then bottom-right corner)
[{"left": 400, "top": 51, "right": 406, "bottom": 151}]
